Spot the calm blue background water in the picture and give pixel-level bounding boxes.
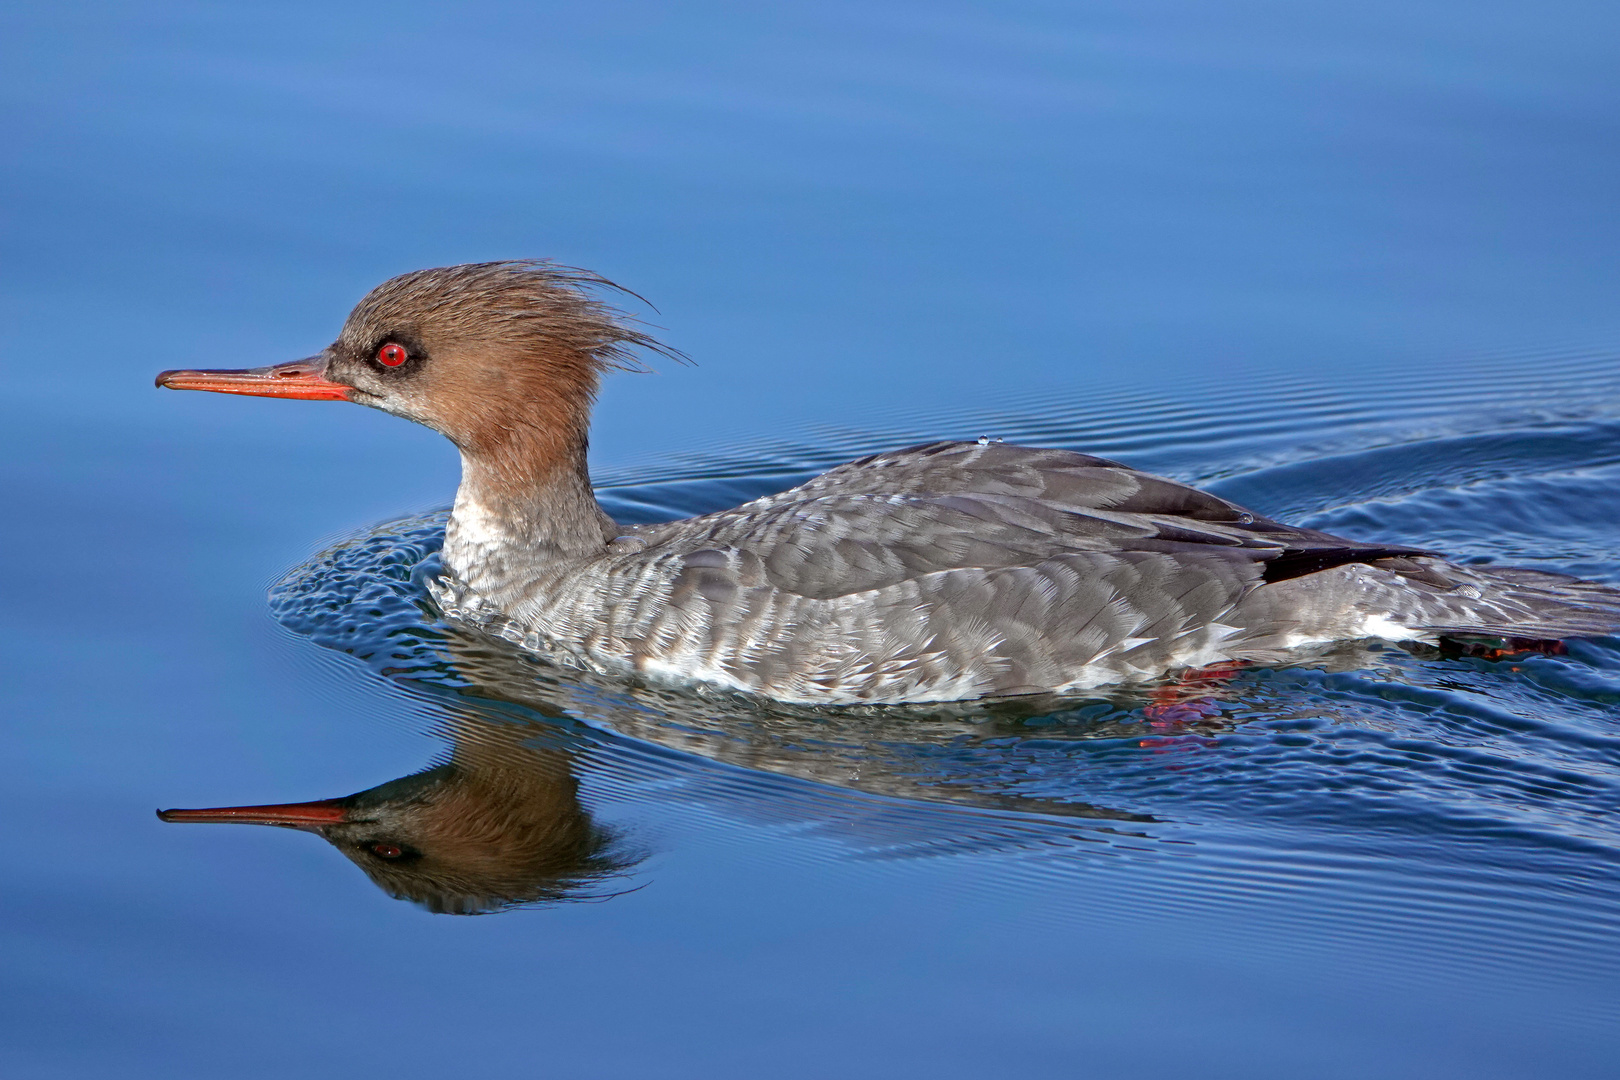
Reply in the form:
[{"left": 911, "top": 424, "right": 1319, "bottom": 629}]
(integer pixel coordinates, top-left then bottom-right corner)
[{"left": 4, "top": 3, "right": 1620, "bottom": 1076}]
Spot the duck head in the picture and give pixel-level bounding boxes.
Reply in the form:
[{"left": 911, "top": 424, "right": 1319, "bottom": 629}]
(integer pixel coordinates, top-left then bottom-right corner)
[
  {"left": 157, "top": 261, "right": 683, "bottom": 570},
  {"left": 157, "top": 261, "right": 671, "bottom": 440}
]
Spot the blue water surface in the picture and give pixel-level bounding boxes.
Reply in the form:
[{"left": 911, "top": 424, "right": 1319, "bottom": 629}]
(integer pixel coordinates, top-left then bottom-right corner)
[{"left": 4, "top": 2, "right": 1620, "bottom": 1077}]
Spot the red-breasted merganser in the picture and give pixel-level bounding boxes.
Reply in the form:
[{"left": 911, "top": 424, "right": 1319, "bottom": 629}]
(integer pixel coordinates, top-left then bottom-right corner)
[{"left": 157, "top": 261, "right": 1620, "bottom": 704}]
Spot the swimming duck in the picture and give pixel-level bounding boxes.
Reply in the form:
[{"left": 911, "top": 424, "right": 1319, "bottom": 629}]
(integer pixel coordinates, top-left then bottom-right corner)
[{"left": 157, "top": 261, "right": 1620, "bottom": 704}]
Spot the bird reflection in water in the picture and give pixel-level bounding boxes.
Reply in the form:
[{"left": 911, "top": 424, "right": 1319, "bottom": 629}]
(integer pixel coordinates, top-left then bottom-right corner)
[
  {"left": 155, "top": 626, "right": 1196, "bottom": 913},
  {"left": 160, "top": 710, "right": 637, "bottom": 914}
]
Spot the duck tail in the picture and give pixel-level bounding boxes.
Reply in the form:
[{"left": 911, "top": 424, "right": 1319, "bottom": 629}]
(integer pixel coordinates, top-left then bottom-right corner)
[{"left": 1380, "top": 558, "right": 1620, "bottom": 642}]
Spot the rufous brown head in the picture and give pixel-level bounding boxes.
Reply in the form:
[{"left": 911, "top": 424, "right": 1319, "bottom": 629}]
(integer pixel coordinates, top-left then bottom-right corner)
[{"left": 156, "top": 261, "right": 682, "bottom": 476}]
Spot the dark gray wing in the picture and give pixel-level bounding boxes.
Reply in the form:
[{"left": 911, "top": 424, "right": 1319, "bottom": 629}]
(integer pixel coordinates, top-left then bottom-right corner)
[{"left": 645, "top": 440, "right": 1427, "bottom": 598}]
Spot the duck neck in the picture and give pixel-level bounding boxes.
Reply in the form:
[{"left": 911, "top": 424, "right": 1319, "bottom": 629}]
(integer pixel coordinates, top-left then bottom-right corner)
[{"left": 443, "top": 431, "right": 616, "bottom": 600}]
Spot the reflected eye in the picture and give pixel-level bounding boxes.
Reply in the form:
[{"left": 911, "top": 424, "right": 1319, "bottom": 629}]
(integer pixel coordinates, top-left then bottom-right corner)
[
  {"left": 371, "top": 842, "right": 405, "bottom": 859},
  {"left": 376, "top": 343, "right": 408, "bottom": 367}
]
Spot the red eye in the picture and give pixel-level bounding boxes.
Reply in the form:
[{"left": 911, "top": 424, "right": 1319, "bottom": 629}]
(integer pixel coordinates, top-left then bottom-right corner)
[
  {"left": 371, "top": 843, "right": 404, "bottom": 859},
  {"left": 376, "top": 343, "right": 408, "bottom": 367}
]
